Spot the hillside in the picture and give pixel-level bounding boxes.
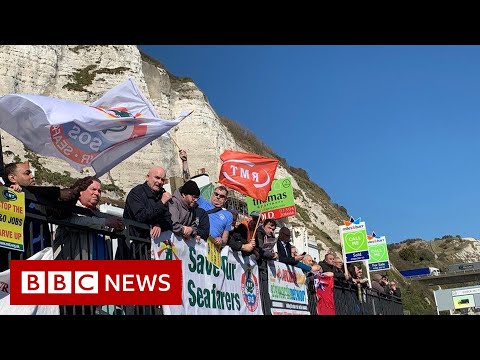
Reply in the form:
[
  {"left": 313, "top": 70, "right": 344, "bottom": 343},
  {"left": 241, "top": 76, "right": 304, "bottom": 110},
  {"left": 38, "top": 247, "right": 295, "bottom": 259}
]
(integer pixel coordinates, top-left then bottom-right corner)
[{"left": 388, "top": 236, "right": 480, "bottom": 273}]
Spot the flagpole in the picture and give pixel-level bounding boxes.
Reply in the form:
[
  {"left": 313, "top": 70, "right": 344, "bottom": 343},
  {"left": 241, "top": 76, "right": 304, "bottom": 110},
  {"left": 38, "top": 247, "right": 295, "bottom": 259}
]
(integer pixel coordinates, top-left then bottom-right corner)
[
  {"left": 252, "top": 202, "right": 266, "bottom": 240},
  {"left": 170, "top": 136, "right": 180, "bottom": 151},
  {"left": 0, "top": 130, "right": 4, "bottom": 180}
]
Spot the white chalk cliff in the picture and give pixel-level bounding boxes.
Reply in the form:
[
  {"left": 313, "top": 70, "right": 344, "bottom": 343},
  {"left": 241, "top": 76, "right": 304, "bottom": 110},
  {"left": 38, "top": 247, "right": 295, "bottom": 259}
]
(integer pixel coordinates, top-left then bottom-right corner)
[{"left": 0, "top": 45, "right": 347, "bottom": 254}]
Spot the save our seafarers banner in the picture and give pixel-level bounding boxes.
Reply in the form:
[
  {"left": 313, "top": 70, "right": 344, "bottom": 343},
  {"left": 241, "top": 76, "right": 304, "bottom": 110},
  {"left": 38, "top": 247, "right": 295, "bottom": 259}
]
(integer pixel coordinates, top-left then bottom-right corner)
[
  {"left": 0, "top": 186, "right": 25, "bottom": 251},
  {"left": 267, "top": 261, "right": 310, "bottom": 315},
  {"left": 151, "top": 231, "right": 263, "bottom": 315}
]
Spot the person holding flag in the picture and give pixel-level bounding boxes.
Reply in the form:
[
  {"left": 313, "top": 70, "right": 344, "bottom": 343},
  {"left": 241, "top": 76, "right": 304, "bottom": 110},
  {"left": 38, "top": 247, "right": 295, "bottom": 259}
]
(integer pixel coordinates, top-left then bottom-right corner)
[{"left": 218, "top": 149, "right": 279, "bottom": 314}]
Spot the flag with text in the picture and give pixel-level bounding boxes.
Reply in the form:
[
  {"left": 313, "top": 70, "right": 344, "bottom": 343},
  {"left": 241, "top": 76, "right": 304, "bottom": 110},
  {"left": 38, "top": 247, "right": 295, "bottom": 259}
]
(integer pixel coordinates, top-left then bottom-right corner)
[
  {"left": 218, "top": 150, "right": 279, "bottom": 202},
  {"left": 0, "top": 78, "right": 192, "bottom": 176}
]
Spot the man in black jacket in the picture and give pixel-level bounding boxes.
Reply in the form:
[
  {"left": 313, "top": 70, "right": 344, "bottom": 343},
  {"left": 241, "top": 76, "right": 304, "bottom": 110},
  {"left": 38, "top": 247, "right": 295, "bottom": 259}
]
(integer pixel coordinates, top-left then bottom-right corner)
[
  {"left": 276, "top": 226, "right": 304, "bottom": 266},
  {"left": 120, "top": 166, "right": 173, "bottom": 259},
  {"left": 0, "top": 161, "right": 86, "bottom": 270}
]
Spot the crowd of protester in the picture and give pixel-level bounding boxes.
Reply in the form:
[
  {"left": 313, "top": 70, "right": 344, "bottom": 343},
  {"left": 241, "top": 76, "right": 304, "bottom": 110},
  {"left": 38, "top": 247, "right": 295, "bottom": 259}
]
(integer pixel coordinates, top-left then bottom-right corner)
[{"left": 0, "top": 150, "right": 401, "bottom": 315}]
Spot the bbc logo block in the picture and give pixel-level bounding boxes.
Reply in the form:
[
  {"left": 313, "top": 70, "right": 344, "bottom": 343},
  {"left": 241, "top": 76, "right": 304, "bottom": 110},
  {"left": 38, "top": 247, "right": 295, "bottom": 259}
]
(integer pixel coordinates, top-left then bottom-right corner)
[{"left": 22, "top": 271, "right": 99, "bottom": 294}]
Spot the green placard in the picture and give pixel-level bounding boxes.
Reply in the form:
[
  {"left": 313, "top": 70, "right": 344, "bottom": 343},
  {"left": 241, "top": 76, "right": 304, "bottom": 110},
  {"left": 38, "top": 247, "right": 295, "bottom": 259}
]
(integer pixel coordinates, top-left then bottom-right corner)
[
  {"left": 342, "top": 229, "right": 368, "bottom": 253},
  {"left": 246, "top": 177, "right": 294, "bottom": 213},
  {"left": 367, "top": 237, "right": 389, "bottom": 264},
  {"left": 339, "top": 221, "right": 370, "bottom": 262}
]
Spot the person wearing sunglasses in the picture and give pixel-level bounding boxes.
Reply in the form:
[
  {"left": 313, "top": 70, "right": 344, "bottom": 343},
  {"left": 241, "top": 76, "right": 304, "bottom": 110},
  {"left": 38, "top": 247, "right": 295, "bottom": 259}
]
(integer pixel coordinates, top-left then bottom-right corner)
[{"left": 179, "top": 149, "right": 233, "bottom": 247}]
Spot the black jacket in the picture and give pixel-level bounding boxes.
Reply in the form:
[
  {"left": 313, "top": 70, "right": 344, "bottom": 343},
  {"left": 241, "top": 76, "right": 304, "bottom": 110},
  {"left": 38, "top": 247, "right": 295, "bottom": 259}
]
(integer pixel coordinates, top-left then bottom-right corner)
[
  {"left": 123, "top": 183, "right": 172, "bottom": 239},
  {"left": 193, "top": 206, "right": 210, "bottom": 241},
  {"left": 277, "top": 240, "right": 297, "bottom": 266}
]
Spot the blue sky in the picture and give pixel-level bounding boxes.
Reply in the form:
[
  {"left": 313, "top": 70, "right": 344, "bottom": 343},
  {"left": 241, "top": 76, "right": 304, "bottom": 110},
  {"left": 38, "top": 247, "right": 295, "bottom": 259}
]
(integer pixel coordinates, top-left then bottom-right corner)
[{"left": 139, "top": 45, "right": 480, "bottom": 244}]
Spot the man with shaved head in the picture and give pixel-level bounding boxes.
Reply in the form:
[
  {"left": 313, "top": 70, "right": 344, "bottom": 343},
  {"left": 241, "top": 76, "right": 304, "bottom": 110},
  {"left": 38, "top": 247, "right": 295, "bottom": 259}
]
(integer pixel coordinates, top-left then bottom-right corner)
[{"left": 120, "top": 166, "right": 173, "bottom": 259}]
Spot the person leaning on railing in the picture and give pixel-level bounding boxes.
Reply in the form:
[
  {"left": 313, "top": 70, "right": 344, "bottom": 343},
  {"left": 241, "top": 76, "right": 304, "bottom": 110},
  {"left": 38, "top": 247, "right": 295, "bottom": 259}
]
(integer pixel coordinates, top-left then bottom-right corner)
[
  {"left": 0, "top": 161, "right": 89, "bottom": 271},
  {"left": 53, "top": 176, "right": 125, "bottom": 261}
]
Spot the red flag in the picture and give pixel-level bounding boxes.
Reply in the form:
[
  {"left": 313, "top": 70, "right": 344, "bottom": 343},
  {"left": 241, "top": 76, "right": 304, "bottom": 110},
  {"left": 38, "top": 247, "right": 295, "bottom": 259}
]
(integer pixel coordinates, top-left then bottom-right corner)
[
  {"left": 314, "top": 273, "right": 336, "bottom": 315},
  {"left": 218, "top": 150, "right": 279, "bottom": 202}
]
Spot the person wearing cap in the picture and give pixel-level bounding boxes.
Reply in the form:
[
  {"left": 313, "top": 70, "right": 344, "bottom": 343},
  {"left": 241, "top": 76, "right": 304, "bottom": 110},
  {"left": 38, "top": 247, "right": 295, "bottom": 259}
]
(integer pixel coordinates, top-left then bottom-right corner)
[
  {"left": 169, "top": 180, "right": 209, "bottom": 241},
  {"left": 177, "top": 150, "right": 232, "bottom": 246}
]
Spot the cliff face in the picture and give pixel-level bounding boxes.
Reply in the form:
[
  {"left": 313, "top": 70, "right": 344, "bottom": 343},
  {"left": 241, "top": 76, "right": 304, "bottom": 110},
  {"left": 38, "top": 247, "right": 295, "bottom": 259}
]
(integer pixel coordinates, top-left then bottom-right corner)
[{"left": 0, "top": 45, "right": 346, "bottom": 251}]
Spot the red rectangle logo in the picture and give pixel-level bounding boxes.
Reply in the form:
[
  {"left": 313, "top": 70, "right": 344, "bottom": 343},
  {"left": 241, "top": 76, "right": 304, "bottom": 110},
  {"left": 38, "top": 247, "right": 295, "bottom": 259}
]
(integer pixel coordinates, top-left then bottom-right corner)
[{"left": 10, "top": 260, "right": 182, "bottom": 305}]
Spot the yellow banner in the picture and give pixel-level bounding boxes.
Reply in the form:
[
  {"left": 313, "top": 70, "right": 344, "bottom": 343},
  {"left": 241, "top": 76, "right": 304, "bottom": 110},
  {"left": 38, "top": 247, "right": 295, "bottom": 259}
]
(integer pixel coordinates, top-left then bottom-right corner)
[
  {"left": 207, "top": 236, "right": 221, "bottom": 269},
  {"left": 0, "top": 186, "right": 25, "bottom": 251}
]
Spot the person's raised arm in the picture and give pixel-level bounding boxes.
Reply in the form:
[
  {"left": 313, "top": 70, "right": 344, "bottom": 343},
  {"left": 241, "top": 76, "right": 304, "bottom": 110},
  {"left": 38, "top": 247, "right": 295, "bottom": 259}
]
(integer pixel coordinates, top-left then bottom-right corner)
[{"left": 179, "top": 149, "right": 190, "bottom": 181}]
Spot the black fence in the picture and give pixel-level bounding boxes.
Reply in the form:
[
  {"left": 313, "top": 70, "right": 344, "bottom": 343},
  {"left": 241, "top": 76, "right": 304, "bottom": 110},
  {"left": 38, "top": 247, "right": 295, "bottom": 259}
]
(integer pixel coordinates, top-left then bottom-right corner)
[
  {"left": 0, "top": 192, "right": 403, "bottom": 315},
  {"left": 302, "top": 276, "right": 403, "bottom": 315}
]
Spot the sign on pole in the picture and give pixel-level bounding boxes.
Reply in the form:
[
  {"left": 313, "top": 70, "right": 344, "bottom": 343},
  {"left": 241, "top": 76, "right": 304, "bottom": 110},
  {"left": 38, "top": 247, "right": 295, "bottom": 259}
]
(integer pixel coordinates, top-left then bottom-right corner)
[
  {"left": 367, "top": 233, "right": 390, "bottom": 271},
  {"left": 246, "top": 177, "right": 296, "bottom": 220},
  {"left": 339, "top": 217, "right": 369, "bottom": 262},
  {"left": 0, "top": 186, "right": 25, "bottom": 251}
]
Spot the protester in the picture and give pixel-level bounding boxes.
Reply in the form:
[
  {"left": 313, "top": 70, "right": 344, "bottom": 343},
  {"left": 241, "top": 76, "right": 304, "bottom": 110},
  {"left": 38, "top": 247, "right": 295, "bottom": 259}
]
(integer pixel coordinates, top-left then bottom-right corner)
[
  {"left": 0, "top": 161, "right": 85, "bottom": 270},
  {"left": 371, "top": 273, "right": 388, "bottom": 295},
  {"left": 169, "top": 180, "right": 209, "bottom": 241},
  {"left": 240, "top": 211, "right": 262, "bottom": 243},
  {"left": 276, "top": 226, "right": 304, "bottom": 266},
  {"left": 319, "top": 253, "right": 346, "bottom": 283},
  {"left": 387, "top": 280, "right": 402, "bottom": 299},
  {"left": 121, "top": 166, "right": 173, "bottom": 259},
  {"left": 254, "top": 218, "right": 278, "bottom": 262},
  {"left": 333, "top": 256, "right": 348, "bottom": 284},
  {"left": 227, "top": 210, "right": 255, "bottom": 254},
  {"left": 54, "top": 176, "right": 125, "bottom": 260},
  {"left": 178, "top": 150, "right": 233, "bottom": 246}
]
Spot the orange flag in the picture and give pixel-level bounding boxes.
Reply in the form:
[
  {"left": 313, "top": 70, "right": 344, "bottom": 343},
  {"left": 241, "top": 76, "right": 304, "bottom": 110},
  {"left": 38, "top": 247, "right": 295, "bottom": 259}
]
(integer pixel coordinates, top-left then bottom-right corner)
[{"left": 218, "top": 150, "right": 279, "bottom": 202}]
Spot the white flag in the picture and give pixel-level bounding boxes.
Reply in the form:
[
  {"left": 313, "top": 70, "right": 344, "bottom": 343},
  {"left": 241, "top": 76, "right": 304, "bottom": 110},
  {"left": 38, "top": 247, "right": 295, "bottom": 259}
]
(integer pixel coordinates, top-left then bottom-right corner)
[{"left": 0, "top": 78, "right": 192, "bottom": 176}]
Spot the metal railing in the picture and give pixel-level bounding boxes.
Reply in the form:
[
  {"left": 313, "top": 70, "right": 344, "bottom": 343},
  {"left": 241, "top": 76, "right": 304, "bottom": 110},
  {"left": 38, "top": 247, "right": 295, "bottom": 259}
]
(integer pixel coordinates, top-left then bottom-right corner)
[{"left": 302, "top": 276, "right": 404, "bottom": 315}]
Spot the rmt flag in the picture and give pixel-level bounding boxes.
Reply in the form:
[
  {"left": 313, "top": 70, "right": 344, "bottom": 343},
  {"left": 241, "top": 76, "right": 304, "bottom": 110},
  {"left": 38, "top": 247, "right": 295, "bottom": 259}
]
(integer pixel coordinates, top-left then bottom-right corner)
[
  {"left": 218, "top": 150, "right": 279, "bottom": 202},
  {"left": 0, "top": 78, "right": 193, "bottom": 177}
]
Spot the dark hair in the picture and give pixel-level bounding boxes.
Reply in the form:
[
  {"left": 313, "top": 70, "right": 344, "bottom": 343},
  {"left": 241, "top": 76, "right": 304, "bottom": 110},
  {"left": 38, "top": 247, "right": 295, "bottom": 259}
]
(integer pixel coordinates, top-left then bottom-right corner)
[
  {"left": 4, "top": 162, "right": 20, "bottom": 186},
  {"left": 214, "top": 185, "right": 229, "bottom": 196},
  {"left": 70, "top": 176, "right": 100, "bottom": 192},
  {"left": 279, "top": 226, "right": 291, "bottom": 237},
  {"left": 263, "top": 218, "right": 276, "bottom": 227},
  {"left": 347, "top": 263, "right": 358, "bottom": 279},
  {"left": 234, "top": 223, "right": 248, "bottom": 243}
]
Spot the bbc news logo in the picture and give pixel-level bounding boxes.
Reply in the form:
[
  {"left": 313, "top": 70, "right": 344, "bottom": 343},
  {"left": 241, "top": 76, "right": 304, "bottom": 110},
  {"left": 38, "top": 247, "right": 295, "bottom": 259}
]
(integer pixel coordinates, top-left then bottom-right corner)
[{"left": 10, "top": 260, "right": 182, "bottom": 305}]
